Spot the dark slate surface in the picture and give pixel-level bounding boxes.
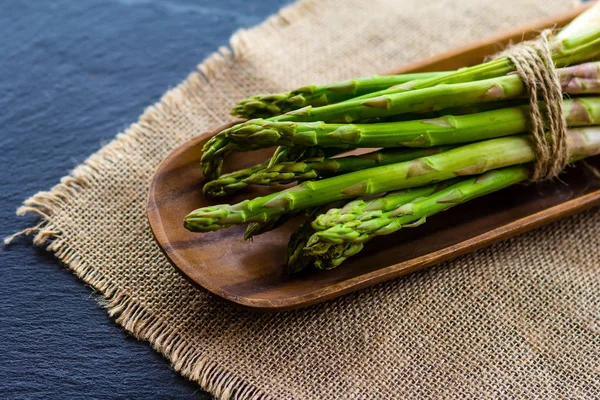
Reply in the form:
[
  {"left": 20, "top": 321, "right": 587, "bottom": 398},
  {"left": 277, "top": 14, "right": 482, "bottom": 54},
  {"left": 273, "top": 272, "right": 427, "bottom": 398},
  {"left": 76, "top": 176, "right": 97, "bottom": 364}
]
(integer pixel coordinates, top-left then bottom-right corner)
[{"left": 0, "top": 1, "right": 291, "bottom": 398}]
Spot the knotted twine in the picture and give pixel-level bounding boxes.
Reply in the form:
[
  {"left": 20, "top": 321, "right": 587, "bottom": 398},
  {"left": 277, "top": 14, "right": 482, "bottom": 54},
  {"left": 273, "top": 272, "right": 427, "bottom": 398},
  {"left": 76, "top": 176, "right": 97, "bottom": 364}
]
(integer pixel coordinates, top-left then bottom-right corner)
[{"left": 498, "top": 30, "right": 569, "bottom": 180}]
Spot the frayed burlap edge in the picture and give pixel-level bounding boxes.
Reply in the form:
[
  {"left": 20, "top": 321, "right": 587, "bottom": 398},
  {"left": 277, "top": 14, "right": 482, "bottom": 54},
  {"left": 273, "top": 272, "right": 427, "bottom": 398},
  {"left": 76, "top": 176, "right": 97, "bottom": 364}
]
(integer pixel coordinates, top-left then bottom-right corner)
[{"left": 7, "top": 1, "right": 320, "bottom": 398}]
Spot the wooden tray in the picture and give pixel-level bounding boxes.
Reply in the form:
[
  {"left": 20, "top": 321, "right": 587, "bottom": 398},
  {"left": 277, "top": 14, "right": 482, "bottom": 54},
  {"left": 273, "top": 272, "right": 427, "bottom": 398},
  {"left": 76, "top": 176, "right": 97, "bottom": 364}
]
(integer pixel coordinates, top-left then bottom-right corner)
[{"left": 147, "top": 4, "right": 600, "bottom": 311}]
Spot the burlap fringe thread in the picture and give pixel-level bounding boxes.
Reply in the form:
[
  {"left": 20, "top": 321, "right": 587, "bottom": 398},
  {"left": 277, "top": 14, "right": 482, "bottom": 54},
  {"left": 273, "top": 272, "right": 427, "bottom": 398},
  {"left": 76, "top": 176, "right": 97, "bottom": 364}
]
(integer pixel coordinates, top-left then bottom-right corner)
[{"left": 6, "top": 1, "right": 321, "bottom": 398}]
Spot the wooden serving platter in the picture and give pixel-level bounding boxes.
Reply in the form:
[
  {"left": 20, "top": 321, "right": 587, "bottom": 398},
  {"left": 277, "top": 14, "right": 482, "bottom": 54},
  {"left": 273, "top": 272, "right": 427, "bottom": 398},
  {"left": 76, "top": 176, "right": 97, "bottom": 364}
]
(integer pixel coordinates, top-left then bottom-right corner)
[{"left": 147, "top": 4, "right": 599, "bottom": 311}]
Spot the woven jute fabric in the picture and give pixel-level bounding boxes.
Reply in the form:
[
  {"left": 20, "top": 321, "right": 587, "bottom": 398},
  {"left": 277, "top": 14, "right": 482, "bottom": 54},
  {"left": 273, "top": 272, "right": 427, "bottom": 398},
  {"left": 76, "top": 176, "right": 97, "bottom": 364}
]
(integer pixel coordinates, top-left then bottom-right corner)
[{"left": 16, "top": 0, "right": 599, "bottom": 398}]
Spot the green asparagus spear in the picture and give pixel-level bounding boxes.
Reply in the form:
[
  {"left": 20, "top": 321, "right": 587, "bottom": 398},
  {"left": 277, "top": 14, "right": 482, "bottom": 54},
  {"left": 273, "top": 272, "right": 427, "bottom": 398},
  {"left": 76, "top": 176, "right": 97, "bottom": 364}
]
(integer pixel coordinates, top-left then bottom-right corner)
[
  {"left": 232, "top": 71, "right": 449, "bottom": 119},
  {"left": 269, "top": 63, "right": 600, "bottom": 124},
  {"left": 306, "top": 165, "right": 531, "bottom": 268},
  {"left": 268, "top": 145, "right": 307, "bottom": 166},
  {"left": 184, "top": 127, "right": 600, "bottom": 232},
  {"left": 204, "top": 146, "right": 349, "bottom": 197},
  {"left": 376, "top": 99, "right": 529, "bottom": 122},
  {"left": 310, "top": 243, "right": 363, "bottom": 269},
  {"left": 221, "top": 97, "right": 600, "bottom": 150},
  {"left": 244, "top": 147, "right": 453, "bottom": 186},
  {"left": 284, "top": 203, "right": 347, "bottom": 273},
  {"left": 267, "top": 145, "right": 346, "bottom": 166},
  {"left": 285, "top": 215, "right": 317, "bottom": 274},
  {"left": 203, "top": 162, "right": 268, "bottom": 197}
]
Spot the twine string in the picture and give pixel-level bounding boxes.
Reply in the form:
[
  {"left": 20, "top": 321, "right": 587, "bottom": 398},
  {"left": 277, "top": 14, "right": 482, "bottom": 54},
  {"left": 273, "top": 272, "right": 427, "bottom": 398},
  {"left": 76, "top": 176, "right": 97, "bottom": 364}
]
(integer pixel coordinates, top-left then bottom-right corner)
[{"left": 497, "top": 30, "right": 568, "bottom": 180}]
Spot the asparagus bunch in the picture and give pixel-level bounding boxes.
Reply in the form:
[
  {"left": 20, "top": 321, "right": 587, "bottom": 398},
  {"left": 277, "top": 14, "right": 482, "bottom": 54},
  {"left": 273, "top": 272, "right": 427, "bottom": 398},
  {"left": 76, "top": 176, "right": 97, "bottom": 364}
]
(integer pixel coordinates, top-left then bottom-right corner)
[
  {"left": 202, "top": 62, "right": 600, "bottom": 178},
  {"left": 305, "top": 166, "right": 531, "bottom": 268},
  {"left": 284, "top": 181, "right": 464, "bottom": 272},
  {"left": 232, "top": 23, "right": 600, "bottom": 120},
  {"left": 183, "top": 4, "right": 600, "bottom": 272},
  {"left": 241, "top": 148, "right": 453, "bottom": 236},
  {"left": 185, "top": 127, "right": 600, "bottom": 232}
]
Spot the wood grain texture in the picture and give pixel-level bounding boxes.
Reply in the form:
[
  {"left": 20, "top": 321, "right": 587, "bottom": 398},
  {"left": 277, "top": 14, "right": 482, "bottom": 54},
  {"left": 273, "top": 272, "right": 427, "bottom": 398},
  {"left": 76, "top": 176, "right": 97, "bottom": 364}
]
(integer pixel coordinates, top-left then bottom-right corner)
[{"left": 148, "top": 5, "right": 600, "bottom": 311}]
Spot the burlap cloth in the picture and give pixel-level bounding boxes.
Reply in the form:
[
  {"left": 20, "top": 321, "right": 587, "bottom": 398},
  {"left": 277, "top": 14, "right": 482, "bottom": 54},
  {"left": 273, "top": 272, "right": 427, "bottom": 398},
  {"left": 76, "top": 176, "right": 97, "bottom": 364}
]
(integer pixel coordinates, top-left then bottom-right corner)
[{"left": 16, "top": 0, "right": 600, "bottom": 398}]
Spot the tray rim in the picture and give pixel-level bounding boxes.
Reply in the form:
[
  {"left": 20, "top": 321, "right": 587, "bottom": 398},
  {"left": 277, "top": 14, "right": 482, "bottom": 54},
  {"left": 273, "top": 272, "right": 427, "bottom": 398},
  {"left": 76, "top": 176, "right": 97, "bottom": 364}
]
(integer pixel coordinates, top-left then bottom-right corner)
[{"left": 147, "top": 4, "right": 599, "bottom": 311}]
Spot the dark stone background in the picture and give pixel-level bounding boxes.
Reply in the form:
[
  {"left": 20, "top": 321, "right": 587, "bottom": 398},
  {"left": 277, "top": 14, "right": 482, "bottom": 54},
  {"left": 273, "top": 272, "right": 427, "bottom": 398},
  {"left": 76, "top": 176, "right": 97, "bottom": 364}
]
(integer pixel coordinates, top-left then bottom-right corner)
[{"left": 0, "top": 1, "right": 290, "bottom": 398}]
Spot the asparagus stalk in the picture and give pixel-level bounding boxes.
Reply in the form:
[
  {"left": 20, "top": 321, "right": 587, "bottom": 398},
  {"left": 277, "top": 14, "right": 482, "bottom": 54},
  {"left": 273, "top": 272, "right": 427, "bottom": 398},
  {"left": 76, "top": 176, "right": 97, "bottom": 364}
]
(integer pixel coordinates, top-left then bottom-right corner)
[
  {"left": 231, "top": 71, "right": 449, "bottom": 119},
  {"left": 312, "top": 242, "right": 365, "bottom": 270},
  {"left": 283, "top": 203, "right": 347, "bottom": 273},
  {"left": 204, "top": 146, "right": 348, "bottom": 196},
  {"left": 269, "top": 63, "right": 600, "bottom": 124},
  {"left": 376, "top": 99, "right": 529, "bottom": 122},
  {"left": 285, "top": 215, "right": 317, "bottom": 274},
  {"left": 219, "top": 97, "right": 600, "bottom": 150},
  {"left": 245, "top": 147, "right": 453, "bottom": 186},
  {"left": 268, "top": 144, "right": 347, "bottom": 166},
  {"left": 268, "top": 145, "right": 310, "bottom": 167},
  {"left": 203, "top": 161, "right": 268, "bottom": 197},
  {"left": 202, "top": 147, "right": 330, "bottom": 197},
  {"left": 306, "top": 165, "right": 531, "bottom": 268},
  {"left": 184, "top": 127, "right": 600, "bottom": 232}
]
